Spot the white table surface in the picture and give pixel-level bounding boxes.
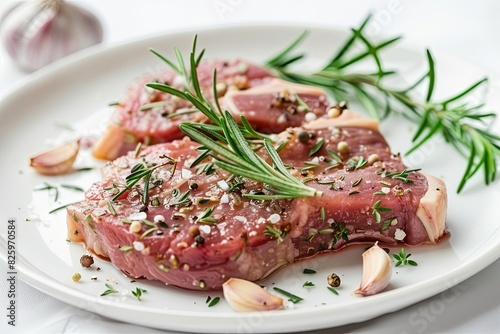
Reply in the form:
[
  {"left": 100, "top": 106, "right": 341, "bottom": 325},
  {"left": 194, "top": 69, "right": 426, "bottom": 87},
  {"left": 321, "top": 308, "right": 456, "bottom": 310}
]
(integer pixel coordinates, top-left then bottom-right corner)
[{"left": 1, "top": 0, "right": 499, "bottom": 333}]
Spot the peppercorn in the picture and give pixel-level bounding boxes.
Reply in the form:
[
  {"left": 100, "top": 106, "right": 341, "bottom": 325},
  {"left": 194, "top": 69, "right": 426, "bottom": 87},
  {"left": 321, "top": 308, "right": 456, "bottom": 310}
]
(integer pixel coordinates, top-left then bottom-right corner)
[
  {"left": 327, "top": 273, "right": 341, "bottom": 287},
  {"left": 72, "top": 273, "right": 81, "bottom": 282},
  {"left": 298, "top": 131, "right": 310, "bottom": 143},
  {"left": 194, "top": 235, "right": 205, "bottom": 245},
  {"left": 80, "top": 254, "right": 94, "bottom": 268},
  {"left": 337, "top": 141, "right": 349, "bottom": 154}
]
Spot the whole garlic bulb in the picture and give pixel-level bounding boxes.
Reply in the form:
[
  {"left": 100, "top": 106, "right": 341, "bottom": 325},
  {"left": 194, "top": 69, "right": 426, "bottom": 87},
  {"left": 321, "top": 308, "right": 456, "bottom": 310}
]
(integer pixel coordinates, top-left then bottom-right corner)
[{"left": 0, "top": 0, "right": 103, "bottom": 72}]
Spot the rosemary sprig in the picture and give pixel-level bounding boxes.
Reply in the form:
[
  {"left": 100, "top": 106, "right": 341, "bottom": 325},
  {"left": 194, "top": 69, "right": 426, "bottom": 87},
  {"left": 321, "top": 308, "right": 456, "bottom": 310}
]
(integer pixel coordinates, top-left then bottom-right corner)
[
  {"left": 265, "top": 15, "right": 500, "bottom": 193},
  {"left": 147, "top": 36, "right": 322, "bottom": 200}
]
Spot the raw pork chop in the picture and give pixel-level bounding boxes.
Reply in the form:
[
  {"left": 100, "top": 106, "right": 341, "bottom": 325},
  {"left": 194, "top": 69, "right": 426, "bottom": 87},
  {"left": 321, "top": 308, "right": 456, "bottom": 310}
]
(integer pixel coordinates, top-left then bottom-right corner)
[
  {"left": 67, "top": 110, "right": 446, "bottom": 290},
  {"left": 92, "top": 59, "right": 275, "bottom": 160}
]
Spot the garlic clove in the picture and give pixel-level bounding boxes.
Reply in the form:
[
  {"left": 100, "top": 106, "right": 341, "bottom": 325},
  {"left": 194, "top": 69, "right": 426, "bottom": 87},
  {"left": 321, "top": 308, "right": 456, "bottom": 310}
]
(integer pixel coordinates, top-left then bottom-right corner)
[
  {"left": 29, "top": 139, "right": 80, "bottom": 175},
  {"left": 354, "top": 242, "right": 392, "bottom": 296},
  {"left": 0, "top": 0, "right": 103, "bottom": 72},
  {"left": 222, "top": 278, "right": 284, "bottom": 312}
]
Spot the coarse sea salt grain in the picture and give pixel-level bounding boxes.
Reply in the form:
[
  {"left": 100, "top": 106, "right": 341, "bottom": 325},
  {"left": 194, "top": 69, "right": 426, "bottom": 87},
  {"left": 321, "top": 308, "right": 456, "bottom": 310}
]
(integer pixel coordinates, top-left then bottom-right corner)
[
  {"left": 173, "top": 75, "right": 186, "bottom": 87},
  {"left": 234, "top": 216, "right": 247, "bottom": 223},
  {"left": 133, "top": 241, "right": 145, "bottom": 251},
  {"left": 217, "top": 180, "right": 229, "bottom": 191},
  {"left": 394, "top": 228, "right": 406, "bottom": 241},
  {"left": 199, "top": 225, "right": 211, "bottom": 234},
  {"left": 94, "top": 208, "right": 106, "bottom": 217},
  {"left": 305, "top": 112, "right": 317, "bottom": 122},
  {"left": 220, "top": 193, "right": 229, "bottom": 204},
  {"left": 267, "top": 213, "right": 281, "bottom": 224},
  {"left": 181, "top": 169, "right": 192, "bottom": 179},
  {"left": 154, "top": 215, "right": 165, "bottom": 223},
  {"left": 128, "top": 212, "right": 147, "bottom": 221}
]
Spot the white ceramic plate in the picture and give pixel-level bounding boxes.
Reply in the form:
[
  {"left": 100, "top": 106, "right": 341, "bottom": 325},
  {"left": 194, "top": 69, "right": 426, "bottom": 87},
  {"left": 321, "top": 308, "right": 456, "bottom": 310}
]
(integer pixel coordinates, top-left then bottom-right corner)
[{"left": 0, "top": 25, "right": 499, "bottom": 333}]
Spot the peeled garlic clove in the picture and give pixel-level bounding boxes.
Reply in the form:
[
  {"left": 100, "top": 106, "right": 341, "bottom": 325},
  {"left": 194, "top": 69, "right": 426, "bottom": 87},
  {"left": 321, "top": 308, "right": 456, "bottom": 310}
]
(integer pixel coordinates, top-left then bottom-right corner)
[
  {"left": 30, "top": 140, "right": 80, "bottom": 175},
  {"left": 354, "top": 242, "right": 392, "bottom": 296},
  {"left": 222, "top": 278, "right": 284, "bottom": 312},
  {"left": 0, "top": 0, "right": 103, "bottom": 72}
]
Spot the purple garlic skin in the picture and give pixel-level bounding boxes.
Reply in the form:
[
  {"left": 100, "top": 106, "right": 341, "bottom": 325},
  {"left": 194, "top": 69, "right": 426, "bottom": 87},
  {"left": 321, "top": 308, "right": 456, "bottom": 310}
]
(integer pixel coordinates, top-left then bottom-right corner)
[{"left": 0, "top": 0, "right": 103, "bottom": 72}]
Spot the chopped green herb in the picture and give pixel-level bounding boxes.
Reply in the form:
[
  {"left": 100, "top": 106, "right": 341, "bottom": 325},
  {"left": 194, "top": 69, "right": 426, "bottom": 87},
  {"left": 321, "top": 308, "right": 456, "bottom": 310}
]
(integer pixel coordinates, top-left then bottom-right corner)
[
  {"left": 264, "top": 225, "right": 288, "bottom": 244},
  {"left": 355, "top": 157, "right": 368, "bottom": 170},
  {"left": 393, "top": 248, "right": 418, "bottom": 267},
  {"left": 352, "top": 178, "right": 362, "bottom": 187},
  {"left": 303, "top": 268, "right": 316, "bottom": 274},
  {"left": 171, "top": 190, "right": 191, "bottom": 206},
  {"left": 319, "top": 228, "right": 334, "bottom": 235},
  {"left": 309, "top": 138, "right": 324, "bottom": 156},
  {"left": 303, "top": 281, "right": 315, "bottom": 287},
  {"left": 273, "top": 287, "right": 303, "bottom": 303},
  {"left": 190, "top": 149, "right": 210, "bottom": 168},
  {"left": 48, "top": 202, "right": 79, "bottom": 214},
  {"left": 302, "top": 161, "right": 320, "bottom": 171},
  {"left": 320, "top": 207, "right": 326, "bottom": 222},
  {"left": 60, "top": 184, "right": 84, "bottom": 192},
  {"left": 107, "top": 201, "right": 117, "bottom": 216},
  {"left": 34, "top": 182, "right": 59, "bottom": 202},
  {"left": 373, "top": 190, "right": 387, "bottom": 195},
  {"left": 100, "top": 283, "right": 118, "bottom": 296},
  {"left": 380, "top": 219, "right": 392, "bottom": 231},
  {"left": 327, "top": 287, "right": 339, "bottom": 295},
  {"left": 119, "top": 245, "right": 134, "bottom": 252},
  {"left": 383, "top": 168, "right": 421, "bottom": 184},
  {"left": 327, "top": 149, "right": 342, "bottom": 163},
  {"left": 142, "top": 219, "right": 156, "bottom": 227},
  {"left": 75, "top": 167, "right": 94, "bottom": 172},
  {"left": 198, "top": 207, "right": 218, "bottom": 224},
  {"left": 113, "top": 157, "right": 176, "bottom": 206},
  {"left": 207, "top": 296, "right": 220, "bottom": 307},
  {"left": 131, "top": 287, "right": 147, "bottom": 301},
  {"left": 133, "top": 142, "right": 143, "bottom": 158},
  {"left": 294, "top": 93, "right": 310, "bottom": 112},
  {"left": 167, "top": 108, "right": 199, "bottom": 119},
  {"left": 275, "top": 139, "right": 290, "bottom": 153},
  {"left": 140, "top": 227, "right": 159, "bottom": 239},
  {"left": 372, "top": 200, "right": 392, "bottom": 223}
]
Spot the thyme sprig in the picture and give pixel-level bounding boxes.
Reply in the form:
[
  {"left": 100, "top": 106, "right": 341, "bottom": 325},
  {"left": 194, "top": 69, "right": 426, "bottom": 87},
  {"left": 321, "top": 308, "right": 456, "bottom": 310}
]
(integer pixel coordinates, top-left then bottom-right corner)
[
  {"left": 147, "top": 36, "right": 322, "bottom": 200},
  {"left": 372, "top": 200, "right": 391, "bottom": 223},
  {"left": 266, "top": 15, "right": 500, "bottom": 193},
  {"left": 393, "top": 248, "right": 418, "bottom": 267}
]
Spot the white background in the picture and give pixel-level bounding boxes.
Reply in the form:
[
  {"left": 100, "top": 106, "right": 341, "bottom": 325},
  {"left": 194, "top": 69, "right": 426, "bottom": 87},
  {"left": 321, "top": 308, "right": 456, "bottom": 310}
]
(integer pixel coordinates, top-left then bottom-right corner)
[{"left": 0, "top": 0, "right": 499, "bottom": 333}]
